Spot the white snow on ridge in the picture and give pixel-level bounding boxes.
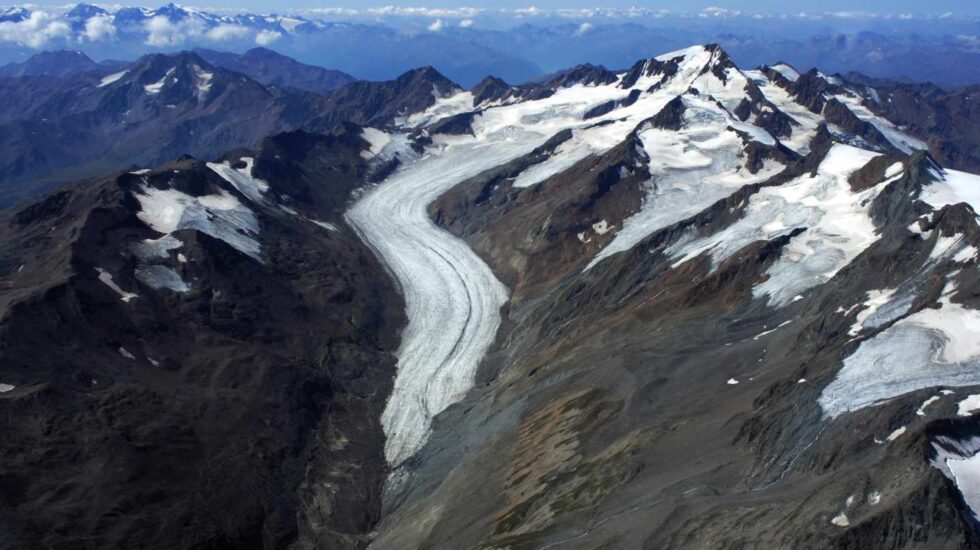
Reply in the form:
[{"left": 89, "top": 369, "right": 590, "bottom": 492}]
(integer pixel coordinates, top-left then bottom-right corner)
[
  {"left": 399, "top": 90, "right": 473, "bottom": 128},
  {"left": 144, "top": 68, "right": 175, "bottom": 94},
  {"left": 771, "top": 63, "right": 800, "bottom": 82},
  {"left": 587, "top": 96, "right": 782, "bottom": 269},
  {"left": 98, "top": 70, "right": 128, "bottom": 88},
  {"left": 750, "top": 73, "right": 821, "bottom": 155},
  {"left": 932, "top": 436, "right": 980, "bottom": 521},
  {"left": 920, "top": 168, "right": 980, "bottom": 214},
  {"left": 668, "top": 144, "right": 887, "bottom": 305},
  {"left": 820, "top": 283, "right": 980, "bottom": 418},
  {"left": 832, "top": 93, "right": 927, "bottom": 154},
  {"left": 360, "top": 127, "right": 392, "bottom": 159},
  {"left": 0, "top": 383, "right": 14, "bottom": 393}
]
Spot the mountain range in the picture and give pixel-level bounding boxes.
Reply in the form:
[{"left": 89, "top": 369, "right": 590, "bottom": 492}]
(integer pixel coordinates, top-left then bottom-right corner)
[
  {"left": 2, "top": 38, "right": 980, "bottom": 550},
  {"left": 1, "top": 4, "right": 979, "bottom": 88}
]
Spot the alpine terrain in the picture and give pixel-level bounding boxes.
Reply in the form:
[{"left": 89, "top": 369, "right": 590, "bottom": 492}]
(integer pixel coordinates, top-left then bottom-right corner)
[{"left": 2, "top": 42, "right": 980, "bottom": 550}]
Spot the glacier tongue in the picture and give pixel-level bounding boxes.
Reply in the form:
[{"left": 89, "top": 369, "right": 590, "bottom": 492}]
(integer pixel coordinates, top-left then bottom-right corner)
[{"left": 347, "top": 138, "right": 531, "bottom": 467}]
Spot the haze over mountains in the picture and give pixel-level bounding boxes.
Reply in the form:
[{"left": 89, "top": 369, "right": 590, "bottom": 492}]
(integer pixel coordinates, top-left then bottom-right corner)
[{"left": 1, "top": 3, "right": 979, "bottom": 87}]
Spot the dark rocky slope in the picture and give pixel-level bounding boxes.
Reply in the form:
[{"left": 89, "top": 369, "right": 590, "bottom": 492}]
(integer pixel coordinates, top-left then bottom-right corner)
[
  {"left": 195, "top": 48, "right": 356, "bottom": 95},
  {"left": 0, "top": 127, "right": 404, "bottom": 549}
]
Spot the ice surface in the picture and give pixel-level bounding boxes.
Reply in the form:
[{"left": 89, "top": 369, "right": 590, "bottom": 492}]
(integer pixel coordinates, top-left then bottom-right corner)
[
  {"left": 820, "top": 284, "right": 980, "bottom": 418},
  {"left": 207, "top": 157, "right": 269, "bottom": 203},
  {"left": 348, "top": 137, "right": 532, "bottom": 466},
  {"left": 668, "top": 144, "right": 886, "bottom": 306},
  {"left": 135, "top": 265, "right": 189, "bottom": 292},
  {"left": 98, "top": 70, "right": 128, "bottom": 87},
  {"left": 96, "top": 267, "right": 138, "bottom": 302},
  {"left": 848, "top": 288, "right": 916, "bottom": 336},
  {"left": 135, "top": 186, "right": 261, "bottom": 260},
  {"left": 133, "top": 234, "right": 183, "bottom": 261}
]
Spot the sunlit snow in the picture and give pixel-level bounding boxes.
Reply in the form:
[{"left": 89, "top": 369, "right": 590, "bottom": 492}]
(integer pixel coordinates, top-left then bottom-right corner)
[{"left": 97, "top": 70, "right": 128, "bottom": 88}]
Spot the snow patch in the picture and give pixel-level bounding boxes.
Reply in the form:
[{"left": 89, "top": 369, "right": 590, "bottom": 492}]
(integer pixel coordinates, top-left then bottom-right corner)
[
  {"left": 958, "top": 395, "right": 980, "bottom": 416},
  {"left": 916, "top": 395, "right": 941, "bottom": 416},
  {"left": 771, "top": 63, "right": 800, "bottom": 82},
  {"left": 833, "top": 93, "right": 927, "bottom": 154},
  {"left": 144, "top": 67, "right": 175, "bottom": 94},
  {"left": 98, "top": 70, "right": 127, "bottom": 87},
  {"left": 932, "top": 436, "right": 980, "bottom": 521},
  {"left": 920, "top": 168, "right": 980, "bottom": 214},
  {"left": 96, "top": 268, "right": 138, "bottom": 302}
]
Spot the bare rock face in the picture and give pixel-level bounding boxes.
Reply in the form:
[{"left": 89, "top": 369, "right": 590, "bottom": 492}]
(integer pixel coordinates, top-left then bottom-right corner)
[{"left": 0, "top": 130, "right": 404, "bottom": 549}]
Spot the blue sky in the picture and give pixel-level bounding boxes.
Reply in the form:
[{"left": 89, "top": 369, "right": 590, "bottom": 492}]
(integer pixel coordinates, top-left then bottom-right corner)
[{"left": 199, "top": 0, "right": 980, "bottom": 15}]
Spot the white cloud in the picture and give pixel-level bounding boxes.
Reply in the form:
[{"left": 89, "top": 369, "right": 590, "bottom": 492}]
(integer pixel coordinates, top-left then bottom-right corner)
[
  {"left": 0, "top": 10, "right": 71, "bottom": 48},
  {"left": 574, "top": 22, "right": 594, "bottom": 35},
  {"left": 459, "top": 18, "right": 474, "bottom": 28},
  {"left": 427, "top": 19, "right": 443, "bottom": 32},
  {"left": 366, "top": 7, "right": 483, "bottom": 18},
  {"left": 255, "top": 29, "right": 281, "bottom": 45},
  {"left": 144, "top": 15, "right": 204, "bottom": 46},
  {"left": 702, "top": 6, "right": 742, "bottom": 17},
  {"left": 205, "top": 24, "right": 248, "bottom": 41},
  {"left": 83, "top": 13, "right": 116, "bottom": 42}
]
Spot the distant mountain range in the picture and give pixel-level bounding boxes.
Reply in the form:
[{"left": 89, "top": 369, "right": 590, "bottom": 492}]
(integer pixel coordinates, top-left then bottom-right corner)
[
  {"left": 0, "top": 45, "right": 976, "bottom": 212},
  {"left": 0, "top": 4, "right": 979, "bottom": 88}
]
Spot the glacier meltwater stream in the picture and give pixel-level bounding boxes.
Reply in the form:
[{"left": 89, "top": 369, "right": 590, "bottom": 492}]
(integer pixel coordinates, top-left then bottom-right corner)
[{"left": 347, "top": 138, "right": 537, "bottom": 467}]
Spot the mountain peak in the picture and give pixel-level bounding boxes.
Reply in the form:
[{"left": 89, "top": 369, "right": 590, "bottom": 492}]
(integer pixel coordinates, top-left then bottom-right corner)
[
  {"left": 395, "top": 66, "right": 459, "bottom": 95},
  {"left": 0, "top": 49, "right": 98, "bottom": 77}
]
